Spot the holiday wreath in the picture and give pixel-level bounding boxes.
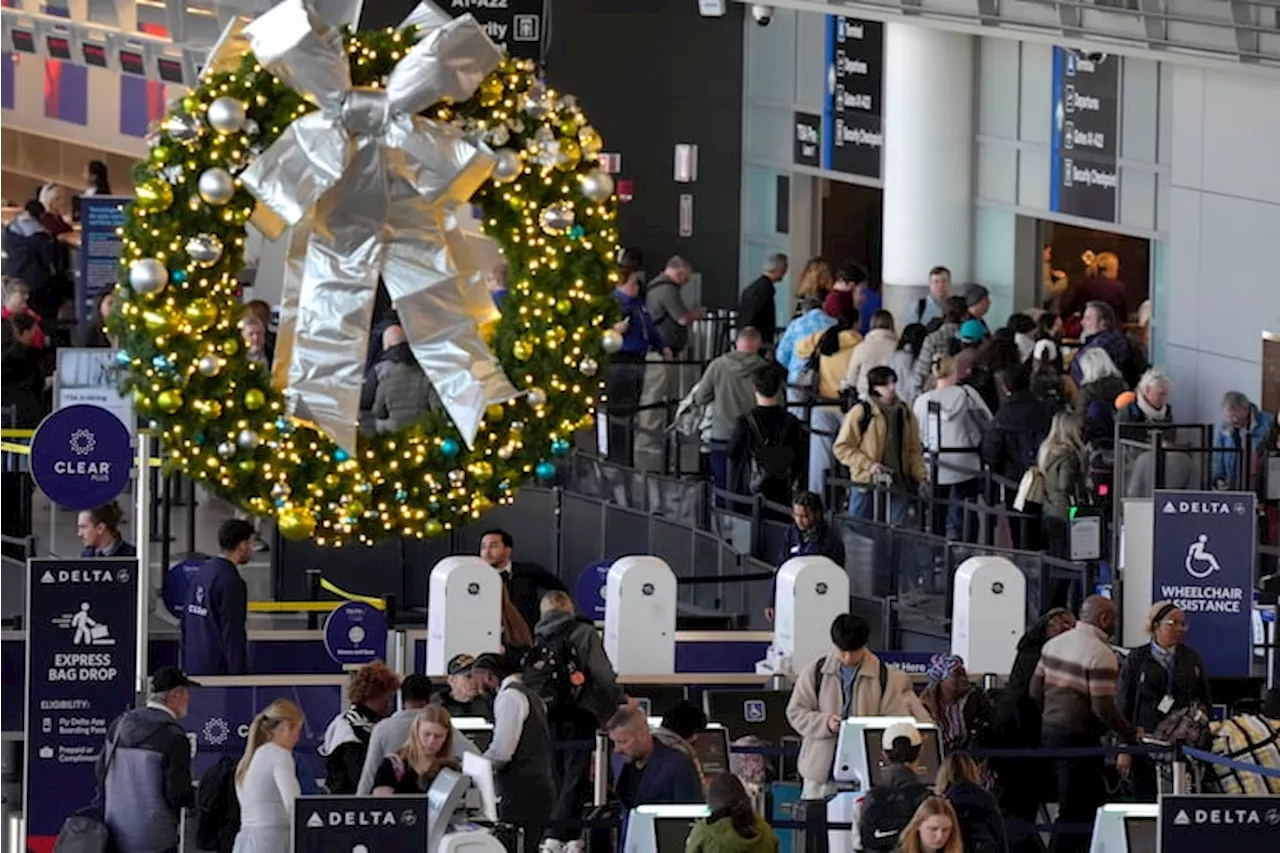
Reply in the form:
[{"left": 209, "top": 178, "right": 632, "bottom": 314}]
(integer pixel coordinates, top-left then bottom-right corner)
[{"left": 111, "top": 2, "right": 620, "bottom": 546}]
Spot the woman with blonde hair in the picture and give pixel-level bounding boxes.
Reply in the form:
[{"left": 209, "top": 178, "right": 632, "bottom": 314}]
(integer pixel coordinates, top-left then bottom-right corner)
[
  {"left": 233, "top": 699, "right": 303, "bottom": 852},
  {"left": 371, "top": 705, "right": 462, "bottom": 795},
  {"left": 1037, "top": 410, "right": 1089, "bottom": 558},
  {"left": 935, "top": 753, "right": 1006, "bottom": 853},
  {"left": 900, "top": 795, "right": 965, "bottom": 853},
  {"left": 793, "top": 256, "right": 833, "bottom": 306}
]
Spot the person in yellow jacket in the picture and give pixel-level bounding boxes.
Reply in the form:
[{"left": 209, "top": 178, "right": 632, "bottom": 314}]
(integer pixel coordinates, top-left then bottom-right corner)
[
  {"left": 794, "top": 309, "right": 862, "bottom": 494},
  {"left": 833, "top": 365, "right": 927, "bottom": 523}
]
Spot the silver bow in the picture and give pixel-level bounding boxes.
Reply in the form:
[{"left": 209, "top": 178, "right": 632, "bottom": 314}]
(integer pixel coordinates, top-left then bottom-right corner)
[{"left": 235, "top": 0, "right": 518, "bottom": 454}]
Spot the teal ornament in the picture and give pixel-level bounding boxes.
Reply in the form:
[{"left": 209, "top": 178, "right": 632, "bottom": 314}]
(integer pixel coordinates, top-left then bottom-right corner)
[
  {"left": 395, "top": 489, "right": 408, "bottom": 502},
  {"left": 498, "top": 479, "right": 512, "bottom": 493},
  {"left": 441, "top": 437, "right": 461, "bottom": 458},
  {"left": 275, "top": 417, "right": 293, "bottom": 433},
  {"left": 114, "top": 349, "right": 132, "bottom": 367},
  {"left": 170, "top": 268, "right": 189, "bottom": 284},
  {"left": 570, "top": 225, "right": 585, "bottom": 240},
  {"left": 194, "top": 432, "right": 206, "bottom": 445},
  {"left": 333, "top": 448, "right": 350, "bottom": 462},
  {"left": 550, "top": 438, "right": 570, "bottom": 457},
  {"left": 151, "top": 354, "right": 172, "bottom": 372},
  {"left": 535, "top": 461, "right": 557, "bottom": 481},
  {"left": 429, "top": 499, "right": 442, "bottom": 512}
]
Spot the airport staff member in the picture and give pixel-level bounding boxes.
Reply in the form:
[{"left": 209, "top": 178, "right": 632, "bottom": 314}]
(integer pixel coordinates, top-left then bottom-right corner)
[
  {"left": 181, "top": 519, "right": 253, "bottom": 676},
  {"left": 479, "top": 528, "right": 568, "bottom": 630},
  {"left": 77, "top": 501, "right": 136, "bottom": 558},
  {"left": 472, "top": 653, "right": 555, "bottom": 853}
]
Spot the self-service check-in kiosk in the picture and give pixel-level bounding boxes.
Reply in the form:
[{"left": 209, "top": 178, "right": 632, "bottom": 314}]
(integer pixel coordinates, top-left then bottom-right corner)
[
  {"left": 825, "top": 717, "right": 942, "bottom": 851},
  {"left": 622, "top": 803, "right": 711, "bottom": 853},
  {"left": 427, "top": 557, "right": 500, "bottom": 676},
  {"left": 1088, "top": 803, "right": 1157, "bottom": 853},
  {"left": 951, "top": 556, "right": 1025, "bottom": 676},
  {"left": 756, "top": 556, "right": 849, "bottom": 677},
  {"left": 429, "top": 754, "right": 506, "bottom": 851},
  {"left": 605, "top": 556, "right": 677, "bottom": 675}
]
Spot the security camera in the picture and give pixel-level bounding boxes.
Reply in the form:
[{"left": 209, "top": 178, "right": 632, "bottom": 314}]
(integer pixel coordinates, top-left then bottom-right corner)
[{"left": 751, "top": 4, "right": 774, "bottom": 26}]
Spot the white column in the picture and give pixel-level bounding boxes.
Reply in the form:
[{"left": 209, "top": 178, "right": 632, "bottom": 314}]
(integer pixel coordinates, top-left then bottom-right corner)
[{"left": 880, "top": 24, "right": 975, "bottom": 318}]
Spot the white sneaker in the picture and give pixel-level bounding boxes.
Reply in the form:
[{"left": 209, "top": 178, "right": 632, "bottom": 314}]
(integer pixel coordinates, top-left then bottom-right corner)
[{"left": 538, "top": 841, "right": 565, "bottom": 853}]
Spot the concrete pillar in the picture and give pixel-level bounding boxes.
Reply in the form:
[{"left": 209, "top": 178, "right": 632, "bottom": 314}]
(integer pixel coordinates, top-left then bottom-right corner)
[{"left": 880, "top": 24, "right": 975, "bottom": 319}]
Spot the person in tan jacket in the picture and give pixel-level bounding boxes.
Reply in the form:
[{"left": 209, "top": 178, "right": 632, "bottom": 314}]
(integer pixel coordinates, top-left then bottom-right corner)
[
  {"left": 832, "top": 366, "right": 927, "bottom": 523},
  {"left": 786, "top": 613, "right": 931, "bottom": 798},
  {"left": 841, "top": 310, "right": 898, "bottom": 397}
]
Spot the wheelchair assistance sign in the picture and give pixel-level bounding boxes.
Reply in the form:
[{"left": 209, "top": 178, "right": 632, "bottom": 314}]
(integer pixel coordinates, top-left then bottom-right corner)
[{"left": 1152, "top": 490, "right": 1254, "bottom": 677}]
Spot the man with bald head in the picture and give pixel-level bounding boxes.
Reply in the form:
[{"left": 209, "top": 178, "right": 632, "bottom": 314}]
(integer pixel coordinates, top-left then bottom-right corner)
[
  {"left": 371, "top": 324, "right": 439, "bottom": 433},
  {"left": 1032, "top": 596, "right": 1140, "bottom": 852}
]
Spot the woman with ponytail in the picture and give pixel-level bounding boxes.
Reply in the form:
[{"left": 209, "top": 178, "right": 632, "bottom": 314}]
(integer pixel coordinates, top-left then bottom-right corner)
[
  {"left": 233, "top": 699, "right": 303, "bottom": 852},
  {"left": 685, "top": 772, "right": 779, "bottom": 852}
]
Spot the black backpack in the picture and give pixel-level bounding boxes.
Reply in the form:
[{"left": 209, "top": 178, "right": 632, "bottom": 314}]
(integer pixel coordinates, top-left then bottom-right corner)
[
  {"left": 194, "top": 756, "right": 241, "bottom": 853},
  {"left": 745, "top": 414, "right": 796, "bottom": 492},
  {"left": 524, "top": 625, "right": 585, "bottom": 709},
  {"left": 859, "top": 780, "right": 932, "bottom": 852}
]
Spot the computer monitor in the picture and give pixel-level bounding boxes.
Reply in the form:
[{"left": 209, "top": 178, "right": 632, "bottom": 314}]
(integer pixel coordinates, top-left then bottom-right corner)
[
  {"left": 1123, "top": 816, "right": 1156, "bottom": 853},
  {"left": 863, "top": 727, "right": 942, "bottom": 786},
  {"left": 622, "top": 805, "right": 710, "bottom": 853},
  {"left": 702, "top": 689, "right": 793, "bottom": 743}
]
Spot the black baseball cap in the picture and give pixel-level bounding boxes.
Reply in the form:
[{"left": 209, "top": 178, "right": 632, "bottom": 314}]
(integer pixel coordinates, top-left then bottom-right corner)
[
  {"left": 151, "top": 665, "right": 200, "bottom": 692},
  {"left": 471, "top": 653, "right": 506, "bottom": 674},
  {"left": 447, "top": 654, "right": 476, "bottom": 676}
]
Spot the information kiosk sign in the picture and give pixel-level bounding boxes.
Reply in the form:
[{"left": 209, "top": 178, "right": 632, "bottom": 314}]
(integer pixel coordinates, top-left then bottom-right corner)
[
  {"left": 294, "top": 795, "right": 429, "bottom": 853},
  {"left": 24, "top": 558, "right": 139, "bottom": 850}
]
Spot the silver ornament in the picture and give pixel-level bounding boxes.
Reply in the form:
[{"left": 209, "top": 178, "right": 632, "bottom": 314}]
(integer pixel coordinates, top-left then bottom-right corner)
[
  {"left": 128, "top": 258, "right": 169, "bottom": 295},
  {"left": 488, "top": 125, "right": 510, "bottom": 147},
  {"left": 601, "top": 329, "right": 623, "bottom": 354},
  {"left": 186, "top": 233, "right": 224, "bottom": 267},
  {"left": 510, "top": 420, "right": 526, "bottom": 433},
  {"left": 448, "top": 469, "right": 466, "bottom": 486},
  {"left": 197, "top": 168, "right": 235, "bottom": 206},
  {"left": 207, "top": 97, "right": 247, "bottom": 135},
  {"left": 526, "top": 387, "right": 547, "bottom": 408},
  {"left": 522, "top": 88, "right": 550, "bottom": 118},
  {"left": 237, "top": 428, "right": 259, "bottom": 449},
  {"left": 162, "top": 113, "right": 200, "bottom": 143},
  {"left": 579, "top": 357, "right": 599, "bottom": 377},
  {"left": 244, "top": 119, "right": 260, "bottom": 136},
  {"left": 270, "top": 482, "right": 290, "bottom": 500},
  {"left": 197, "top": 355, "right": 221, "bottom": 377},
  {"left": 539, "top": 203, "right": 575, "bottom": 234},
  {"left": 492, "top": 148, "right": 522, "bottom": 184},
  {"left": 217, "top": 441, "right": 236, "bottom": 459},
  {"left": 579, "top": 169, "right": 615, "bottom": 203}
]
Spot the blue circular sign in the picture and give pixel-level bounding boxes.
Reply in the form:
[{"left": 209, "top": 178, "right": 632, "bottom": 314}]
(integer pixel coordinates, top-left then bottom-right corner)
[
  {"left": 29, "top": 405, "right": 133, "bottom": 510},
  {"left": 574, "top": 561, "right": 612, "bottom": 620},
  {"left": 322, "top": 601, "right": 388, "bottom": 668}
]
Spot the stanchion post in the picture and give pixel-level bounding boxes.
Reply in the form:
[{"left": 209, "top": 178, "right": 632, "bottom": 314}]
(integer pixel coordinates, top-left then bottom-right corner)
[
  {"left": 134, "top": 432, "right": 152, "bottom": 695},
  {"left": 1172, "top": 756, "right": 1188, "bottom": 794},
  {"left": 592, "top": 731, "right": 609, "bottom": 807}
]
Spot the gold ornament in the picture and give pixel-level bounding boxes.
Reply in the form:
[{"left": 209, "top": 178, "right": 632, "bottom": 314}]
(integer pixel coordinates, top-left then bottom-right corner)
[
  {"left": 184, "top": 298, "right": 218, "bottom": 331},
  {"left": 578, "top": 125, "right": 603, "bottom": 157},
  {"left": 157, "top": 389, "right": 183, "bottom": 414},
  {"left": 559, "top": 118, "right": 578, "bottom": 137},
  {"left": 222, "top": 337, "right": 240, "bottom": 356},
  {"left": 557, "top": 139, "right": 582, "bottom": 171},
  {"left": 324, "top": 473, "right": 341, "bottom": 488},
  {"left": 134, "top": 390, "right": 151, "bottom": 412},
  {"left": 545, "top": 326, "right": 567, "bottom": 348},
  {"left": 513, "top": 339, "right": 534, "bottom": 361},
  {"left": 194, "top": 399, "right": 223, "bottom": 419},
  {"left": 425, "top": 518, "right": 445, "bottom": 537},
  {"left": 135, "top": 179, "right": 175, "bottom": 213},
  {"left": 278, "top": 506, "right": 317, "bottom": 541},
  {"left": 478, "top": 76, "right": 503, "bottom": 106},
  {"left": 244, "top": 388, "right": 266, "bottom": 410},
  {"left": 555, "top": 299, "right": 573, "bottom": 315},
  {"left": 469, "top": 461, "right": 494, "bottom": 481},
  {"left": 238, "top": 459, "right": 257, "bottom": 474},
  {"left": 142, "top": 309, "right": 172, "bottom": 334},
  {"left": 485, "top": 403, "right": 506, "bottom": 422}
]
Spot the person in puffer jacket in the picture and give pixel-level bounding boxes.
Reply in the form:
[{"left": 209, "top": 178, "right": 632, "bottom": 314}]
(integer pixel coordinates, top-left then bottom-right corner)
[
  {"left": 371, "top": 324, "right": 440, "bottom": 433},
  {"left": 319, "top": 661, "right": 399, "bottom": 794},
  {"left": 913, "top": 353, "right": 991, "bottom": 540},
  {"left": 685, "top": 773, "right": 780, "bottom": 853}
]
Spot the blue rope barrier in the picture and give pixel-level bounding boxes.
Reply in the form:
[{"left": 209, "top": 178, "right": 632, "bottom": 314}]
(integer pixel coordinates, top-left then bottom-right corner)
[{"left": 1182, "top": 745, "right": 1280, "bottom": 779}]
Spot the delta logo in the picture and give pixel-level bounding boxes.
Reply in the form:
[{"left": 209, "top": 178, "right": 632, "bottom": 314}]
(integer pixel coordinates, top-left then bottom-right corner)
[{"left": 305, "top": 809, "right": 415, "bottom": 829}]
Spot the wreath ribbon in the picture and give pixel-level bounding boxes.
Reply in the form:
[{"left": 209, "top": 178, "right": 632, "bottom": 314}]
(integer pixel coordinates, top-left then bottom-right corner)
[{"left": 236, "top": 0, "right": 518, "bottom": 453}]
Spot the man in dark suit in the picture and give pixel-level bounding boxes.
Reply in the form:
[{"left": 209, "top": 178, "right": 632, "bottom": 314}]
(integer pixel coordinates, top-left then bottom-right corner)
[
  {"left": 478, "top": 528, "right": 568, "bottom": 630},
  {"left": 608, "top": 706, "right": 703, "bottom": 822},
  {"left": 77, "top": 502, "right": 137, "bottom": 558}
]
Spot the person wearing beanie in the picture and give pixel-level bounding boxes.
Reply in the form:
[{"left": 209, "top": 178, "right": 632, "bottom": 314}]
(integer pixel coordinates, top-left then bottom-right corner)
[
  {"left": 785, "top": 613, "right": 930, "bottom": 798},
  {"left": 963, "top": 283, "right": 991, "bottom": 331}
]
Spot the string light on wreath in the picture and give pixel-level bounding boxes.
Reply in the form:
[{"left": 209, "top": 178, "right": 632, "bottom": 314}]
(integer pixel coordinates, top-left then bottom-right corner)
[{"left": 110, "top": 10, "right": 621, "bottom": 547}]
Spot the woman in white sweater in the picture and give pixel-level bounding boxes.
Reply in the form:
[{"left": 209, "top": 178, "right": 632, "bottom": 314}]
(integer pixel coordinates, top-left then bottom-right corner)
[{"left": 233, "top": 699, "right": 303, "bottom": 853}]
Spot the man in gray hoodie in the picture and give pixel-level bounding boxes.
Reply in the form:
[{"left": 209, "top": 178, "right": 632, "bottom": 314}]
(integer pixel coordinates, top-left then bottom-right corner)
[{"left": 688, "top": 326, "right": 768, "bottom": 491}]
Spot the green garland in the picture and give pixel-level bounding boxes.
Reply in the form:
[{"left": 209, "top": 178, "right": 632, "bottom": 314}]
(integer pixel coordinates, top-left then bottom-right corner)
[{"left": 111, "top": 26, "right": 618, "bottom": 546}]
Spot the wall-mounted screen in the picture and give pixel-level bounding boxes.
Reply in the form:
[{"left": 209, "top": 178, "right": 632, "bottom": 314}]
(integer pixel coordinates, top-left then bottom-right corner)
[
  {"left": 46, "top": 35, "right": 72, "bottom": 60},
  {"left": 118, "top": 48, "right": 146, "bottom": 76},
  {"left": 82, "top": 42, "right": 108, "bottom": 67},
  {"left": 156, "top": 56, "right": 183, "bottom": 84},
  {"left": 10, "top": 29, "right": 36, "bottom": 53}
]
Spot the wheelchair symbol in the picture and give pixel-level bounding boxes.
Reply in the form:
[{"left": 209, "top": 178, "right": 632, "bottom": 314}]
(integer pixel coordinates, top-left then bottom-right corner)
[{"left": 744, "top": 699, "right": 766, "bottom": 723}]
